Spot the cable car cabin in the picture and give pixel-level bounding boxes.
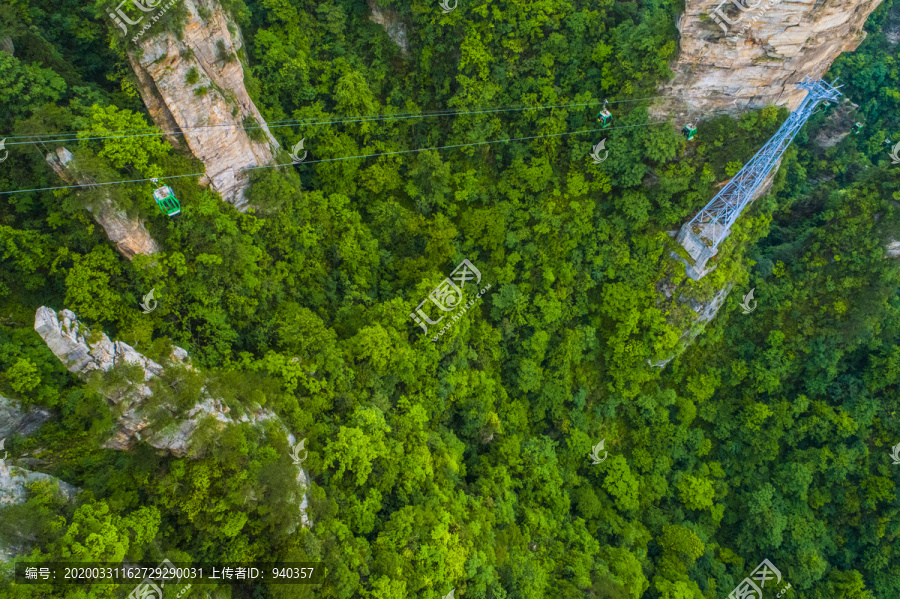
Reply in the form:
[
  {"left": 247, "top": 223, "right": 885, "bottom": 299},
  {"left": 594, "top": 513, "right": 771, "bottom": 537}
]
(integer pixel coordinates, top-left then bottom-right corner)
[
  {"left": 883, "top": 139, "right": 893, "bottom": 149},
  {"left": 852, "top": 122, "right": 864, "bottom": 135},
  {"left": 153, "top": 185, "right": 181, "bottom": 216},
  {"left": 682, "top": 123, "right": 697, "bottom": 141},
  {"left": 596, "top": 109, "right": 612, "bottom": 128},
  {"left": 813, "top": 100, "right": 833, "bottom": 116}
]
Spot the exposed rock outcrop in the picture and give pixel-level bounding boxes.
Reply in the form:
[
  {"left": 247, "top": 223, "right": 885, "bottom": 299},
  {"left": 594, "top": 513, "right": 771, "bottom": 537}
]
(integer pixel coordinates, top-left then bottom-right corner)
[
  {"left": 0, "top": 458, "right": 78, "bottom": 561},
  {"left": 0, "top": 395, "right": 51, "bottom": 441},
  {"left": 885, "top": 2, "right": 900, "bottom": 45},
  {"left": 0, "top": 36, "right": 13, "bottom": 56},
  {"left": 657, "top": 154, "right": 783, "bottom": 365},
  {"left": 45, "top": 148, "right": 160, "bottom": 260},
  {"left": 656, "top": 0, "right": 883, "bottom": 118},
  {"left": 128, "top": 0, "right": 278, "bottom": 211},
  {"left": 33, "top": 306, "right": 276, "bottom": 457},
  {"left": 812, "top": 102, "right": 857, "bottom": 148},
  {"left": 287, "top": 434, "right": 312, "bottom": 530},
  {"left": 0, "top": 395, "right": 69, "bottom": 561},
  {"left": 32, "top": 306, "right": 313, "bottom": 527},
  {"left": 32, "top": 307, "right": 314, "bottom": 526},
  {"left": 1, "top": 396, "right": 75, "bottom": 559},
  {"left": 651, "top": 283, "right": 733, "bottom": 368},
  {"left": 368, "top": 0, "right": 409, "bottom": 54},
  {"left": 34, "top": 306, "right": 169, "bottom": 378},
  {"left": 0, "top": 459, "right": 78, "bottom": 507}
]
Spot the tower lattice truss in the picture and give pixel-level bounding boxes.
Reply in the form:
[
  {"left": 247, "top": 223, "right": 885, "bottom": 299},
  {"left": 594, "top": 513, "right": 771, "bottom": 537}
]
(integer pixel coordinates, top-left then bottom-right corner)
[{"left": 676, "top": 77, "right": 842, "bottom": 279}]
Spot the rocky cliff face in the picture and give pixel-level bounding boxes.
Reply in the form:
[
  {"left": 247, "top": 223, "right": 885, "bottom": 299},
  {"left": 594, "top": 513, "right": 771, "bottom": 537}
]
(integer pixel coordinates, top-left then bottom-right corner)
[
  {"left": 368, "top": 0, "right": 409, "bottom": 54},
  {"left": 656, "top": 0, "right": 883, "bottom": 118},
  {"left": 0, "top": 395, "right": 51, "bottom": 441},
  {"left": 812, "top": 101, "right": 857, "bottom": 148},
  {"left": 0, "top": 396, "right": 74, "bottom": 561},
  {"left": 287, "top": 434, "right": 312, "bottom": 529},
  {"left": 0, "top": 459, "right": 77, "bottom": 508},
  {"left": 45, "top": 148, "right": 160, "bottom": 260},
  {"left": 0, "top": 458, "right": 78, "bottom": 560},
  {"left": 655, "top": 157, "right": 783, "bottom": 366},
  {"left": 33, "top": 306, "right": 275, "bottom": 457},
  {"left": 651, "top": 283, "right": 733, "bottom": 368},
  {"left": 128, "top": 0, "right": 278, "bottom": 211},
  {"left": 32, "top": 307, "right": 312, "bottom": 527},
  {"left": 884, "top": 1, "right": 900, "bottom": 44}
]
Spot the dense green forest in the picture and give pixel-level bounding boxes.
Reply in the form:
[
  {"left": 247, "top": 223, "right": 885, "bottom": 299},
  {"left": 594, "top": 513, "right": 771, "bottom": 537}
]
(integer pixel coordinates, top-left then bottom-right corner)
[{"left": 1, "top": 0, "right": 899, "bottom": 596}]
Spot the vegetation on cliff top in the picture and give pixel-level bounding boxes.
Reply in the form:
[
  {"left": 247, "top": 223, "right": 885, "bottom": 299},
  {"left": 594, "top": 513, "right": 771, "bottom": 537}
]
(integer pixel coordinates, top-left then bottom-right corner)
[{"left": 1, "top": 0, "right": 899, "bottom": 596}]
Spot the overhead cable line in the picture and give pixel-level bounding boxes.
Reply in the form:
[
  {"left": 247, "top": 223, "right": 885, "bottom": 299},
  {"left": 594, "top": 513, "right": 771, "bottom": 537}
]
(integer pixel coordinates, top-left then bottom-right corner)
[
  {"left": 2, "top": 95, "right": 678, "bottom": 146},
  {"left": 0, "top": 120, "right": 667, "bottom": 196},
  {"left": 4, "top": 104, "right": 571, "bottom": 141}
]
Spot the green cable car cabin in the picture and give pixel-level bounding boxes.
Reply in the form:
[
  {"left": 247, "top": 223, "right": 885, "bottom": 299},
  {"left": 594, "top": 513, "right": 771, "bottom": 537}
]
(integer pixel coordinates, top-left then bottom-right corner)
[
  {"left": 596, "top": 109, "right": 612, "bottom": 129},
  {"left": 883, "top": 138, "right": 893, "bottom": 149},
  {"left": 814, "top": 100, "right": 833, "bottom": 116},
  {"left": 153, "top": 184, "right": 181, "bottom": 216},
  {"left": 852, "top": 122, "right": 863, "bottom": 135},
  {"left": 682, "top": 123, "right": 697, "bottom": 141}
]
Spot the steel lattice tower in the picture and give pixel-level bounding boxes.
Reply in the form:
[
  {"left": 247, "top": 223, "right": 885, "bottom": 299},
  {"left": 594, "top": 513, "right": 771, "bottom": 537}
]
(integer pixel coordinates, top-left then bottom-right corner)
[{"left": 675, "top": 76, "right": 842, "bottom": 280}]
